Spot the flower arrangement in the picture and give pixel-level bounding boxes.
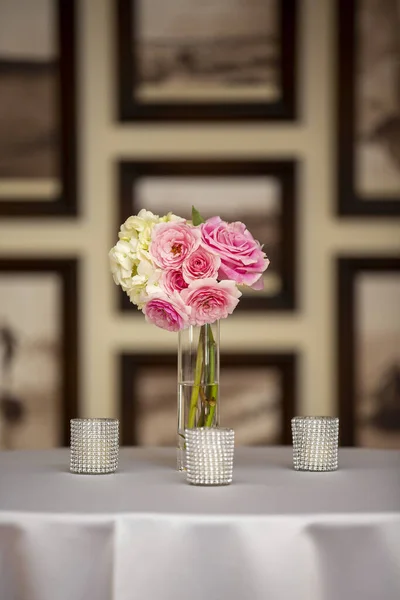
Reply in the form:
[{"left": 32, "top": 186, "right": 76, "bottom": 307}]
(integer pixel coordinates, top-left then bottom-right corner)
[
  {"left": 110, "top": 206, "right": 269, "bottom": 464},
  {"left": 109, "top": 207, "right": 269, "bottom": 328}
]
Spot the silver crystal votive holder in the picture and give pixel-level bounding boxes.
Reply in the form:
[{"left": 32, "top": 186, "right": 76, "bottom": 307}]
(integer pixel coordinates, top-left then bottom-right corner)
[
  {"left": 185, "top": 427, "right": 235, "bottom": 486},
  {"left": 70, "top": 418, "right": 119, "bottom": 474},
  {"left": 292, "top": 416, "right": 339, "bottom": 472}
]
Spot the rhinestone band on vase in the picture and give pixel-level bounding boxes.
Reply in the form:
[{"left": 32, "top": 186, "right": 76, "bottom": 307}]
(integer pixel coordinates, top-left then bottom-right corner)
[
  {"left": 185, "top": 427, "right": 235, "bottom": 486},
  {"left": 70, "top": 418, "right": 119, "bottom": 474},
  {"left": 291, "top": 416, "right": 339, "bottom": 472}
]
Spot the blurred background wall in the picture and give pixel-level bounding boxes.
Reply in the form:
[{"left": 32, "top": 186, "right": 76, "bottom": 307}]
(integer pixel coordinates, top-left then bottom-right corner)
[{"left": 0, "top": 0, "right": 399, "bottom": 449}]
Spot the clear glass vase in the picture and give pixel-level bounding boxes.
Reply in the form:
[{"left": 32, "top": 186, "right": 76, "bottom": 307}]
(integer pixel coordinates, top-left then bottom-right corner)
[{"left": 177, "top": 321, "right": 220, "bottom": 471}]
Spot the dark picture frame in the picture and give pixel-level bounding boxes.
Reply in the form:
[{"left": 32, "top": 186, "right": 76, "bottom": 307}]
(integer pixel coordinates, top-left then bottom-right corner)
[
  {"left": 120, "top": 351, "right": 297, "bottom": 445},
  {"left": 117, "top": 159, "right": 297, "bottom": 312},
  {"left": 337, "top": 256, "right": 400, "bottom": 446},
  {"left": 0, "top": 0, "right": 78, "bottom": 218},
  {"left": 116, "top": 0, "right": 297, "bottom": 121},
  {"left": 0, "top": 258, "right": 79, "bottom": 446},
  {"left": 337, "top": 0, "right": 400, "bottom": 216}
]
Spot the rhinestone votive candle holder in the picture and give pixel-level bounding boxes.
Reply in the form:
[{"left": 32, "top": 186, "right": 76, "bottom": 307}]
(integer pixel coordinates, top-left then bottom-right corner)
[
  {"left": 70, "top": 419, "right": 119, "bottom": 474},
  {"left": 292, "top": 416, "right": 339, "bottom": 472},
  {"left": 185, "top": 427, "right": 235, "bottom": 486}
]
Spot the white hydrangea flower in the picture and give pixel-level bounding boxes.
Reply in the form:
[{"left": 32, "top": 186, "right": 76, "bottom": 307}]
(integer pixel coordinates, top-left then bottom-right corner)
[
  {"left": 118, "top": 209, "right": 164, "bottom": 264},
  {"left": 127, "top": 257, "right": 161, "bottom": 309},
  {"left": 126, "top": 274, "right": 147, "bottom": 307},
  {"left": 160, "top": 212, "right": 186, "bottom": 223},
  {"left": 119, "top": 209, "right": 160, "bottom": 241},
  {"left": 138, "top": 208, "right": 160, "bottom": 220},
  {"left": 108, "top": 239, "right": 139, "bottom": 292},
  {"left": 111, "top": 210, "right": 182, "bottom": 306}
]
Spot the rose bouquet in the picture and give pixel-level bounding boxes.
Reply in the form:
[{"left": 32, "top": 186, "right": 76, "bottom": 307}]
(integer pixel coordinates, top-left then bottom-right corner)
[{"left": 110, "top": 206, "right": 269, "bottom": 465}]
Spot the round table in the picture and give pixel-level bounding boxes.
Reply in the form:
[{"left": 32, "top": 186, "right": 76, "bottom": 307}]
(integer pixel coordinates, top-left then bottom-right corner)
[{"left": 0, "top": 447, "right": 399, "bottom": 600}]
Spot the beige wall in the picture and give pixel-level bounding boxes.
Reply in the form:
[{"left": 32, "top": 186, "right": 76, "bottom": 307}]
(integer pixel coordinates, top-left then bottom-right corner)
[{"left": 0, "top": 0, "right": 399, "bottom": 422}]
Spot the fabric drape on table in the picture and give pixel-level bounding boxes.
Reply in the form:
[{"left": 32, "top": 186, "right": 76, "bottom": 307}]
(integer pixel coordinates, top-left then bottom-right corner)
[{"left": 0, "top": 447, "right": 399, "bottom": 600}]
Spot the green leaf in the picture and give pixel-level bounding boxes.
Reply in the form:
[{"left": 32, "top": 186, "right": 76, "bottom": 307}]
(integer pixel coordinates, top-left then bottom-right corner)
[{"left": 192, "top": 206, "right": 205, "bottom": 225}]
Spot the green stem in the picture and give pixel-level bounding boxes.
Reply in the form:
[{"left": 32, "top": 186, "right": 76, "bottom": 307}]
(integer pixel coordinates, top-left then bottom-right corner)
[
  {"left": 197, "top": 388, "right": 206, "bottom": 427},
  {"left": 187, "top": 327, "right": 204, "bottom": 428},
  {"left": 205, "top": 324, "right": 218, "bottom": 427},
  {"left": 205, "top": 403, "right": 216, "bottom": 427}
]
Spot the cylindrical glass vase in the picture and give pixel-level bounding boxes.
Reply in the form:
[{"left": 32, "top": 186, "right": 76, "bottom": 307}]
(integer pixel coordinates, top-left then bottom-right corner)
[{"left": 177, "top": 321, "right": 220, "bottom": 471}]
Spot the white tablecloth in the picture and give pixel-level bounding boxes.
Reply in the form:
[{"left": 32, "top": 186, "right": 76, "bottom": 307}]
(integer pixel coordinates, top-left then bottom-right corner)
[{"left": 0, "top": 447, "right": 399, "bottom": 600}]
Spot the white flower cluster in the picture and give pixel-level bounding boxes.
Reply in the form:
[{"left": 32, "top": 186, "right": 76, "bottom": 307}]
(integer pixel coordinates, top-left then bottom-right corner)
[{"left": 109, "top": 209, "right": 183, "bottom": 309}]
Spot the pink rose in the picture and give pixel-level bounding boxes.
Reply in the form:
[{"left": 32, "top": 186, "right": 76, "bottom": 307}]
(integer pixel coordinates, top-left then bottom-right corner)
[
  {"left": 201, "top": 216, "right": 269, "bottom": 290},
  {"left": 182, "top": 244, "right": 221, "bottom": 283},
  {"left": 150, "top": 222, "right": 201, "bottom": 269},
  {"left": 143, "top": 292, "right": 190, "bottom": 332},
  {"left": 161, "top": 269, "right": 188, "bottom": 294},
  {"left": 181, "top": 278, "right": 241, "bottom": 326}
]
